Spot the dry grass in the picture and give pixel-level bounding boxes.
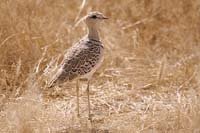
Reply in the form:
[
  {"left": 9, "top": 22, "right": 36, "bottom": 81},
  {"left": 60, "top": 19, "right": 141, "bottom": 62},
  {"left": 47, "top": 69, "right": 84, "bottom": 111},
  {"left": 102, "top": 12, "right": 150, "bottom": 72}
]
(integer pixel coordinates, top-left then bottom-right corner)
[{"left": 0, "top": 0, "right": 200, "bottom": 132}]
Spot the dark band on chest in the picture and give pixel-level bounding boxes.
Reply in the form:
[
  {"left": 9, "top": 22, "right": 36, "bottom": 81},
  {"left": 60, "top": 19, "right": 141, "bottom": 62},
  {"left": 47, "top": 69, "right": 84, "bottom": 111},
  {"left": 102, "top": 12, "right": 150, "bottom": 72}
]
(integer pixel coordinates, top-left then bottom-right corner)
[
  {"left": 87, "top": 40, "right": 104, "bottom": 48},
  {"left": 90, "top": 39, "right": 101, "bottom": 42}
]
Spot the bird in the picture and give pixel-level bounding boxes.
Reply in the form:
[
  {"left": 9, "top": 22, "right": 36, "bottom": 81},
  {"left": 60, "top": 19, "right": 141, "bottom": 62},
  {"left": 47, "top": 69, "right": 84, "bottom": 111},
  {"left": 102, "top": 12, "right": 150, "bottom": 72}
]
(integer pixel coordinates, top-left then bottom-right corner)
[{"left": 48, "top": 11, "right": 108, "bottom": 121}]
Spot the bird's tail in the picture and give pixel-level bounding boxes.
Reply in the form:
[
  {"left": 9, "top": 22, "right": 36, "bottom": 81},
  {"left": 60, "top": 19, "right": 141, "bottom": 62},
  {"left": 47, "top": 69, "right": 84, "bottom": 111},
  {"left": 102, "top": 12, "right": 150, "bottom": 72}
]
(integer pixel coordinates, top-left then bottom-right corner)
[
  {"left": 47, "top": 77, "right": 58, "bottom": 88},
  {"left": 47, "top": 68, "right": 64, "bottom": 88}
]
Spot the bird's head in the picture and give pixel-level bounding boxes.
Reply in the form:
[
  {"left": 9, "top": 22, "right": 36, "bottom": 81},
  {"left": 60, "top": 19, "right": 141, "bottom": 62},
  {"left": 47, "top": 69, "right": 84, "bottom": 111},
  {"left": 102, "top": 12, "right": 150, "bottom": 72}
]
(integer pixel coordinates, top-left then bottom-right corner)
[{"left": 85, "top": 11, "right": 108, "bottom": 27}]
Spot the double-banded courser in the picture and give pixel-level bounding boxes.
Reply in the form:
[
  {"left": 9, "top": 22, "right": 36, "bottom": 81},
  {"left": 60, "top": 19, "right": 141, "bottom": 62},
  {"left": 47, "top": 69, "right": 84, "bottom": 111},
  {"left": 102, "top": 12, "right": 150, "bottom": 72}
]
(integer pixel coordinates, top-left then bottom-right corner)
[{"left": 48, "top": 11, "right": 108, "bottom": 120}]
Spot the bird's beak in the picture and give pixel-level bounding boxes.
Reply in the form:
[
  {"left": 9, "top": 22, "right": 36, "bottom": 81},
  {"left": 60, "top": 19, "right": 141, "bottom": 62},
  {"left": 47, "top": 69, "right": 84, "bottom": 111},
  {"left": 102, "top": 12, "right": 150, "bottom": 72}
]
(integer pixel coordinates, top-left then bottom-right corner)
[{"left": 102, "top": 15, "right": 109, "bottom": 19}]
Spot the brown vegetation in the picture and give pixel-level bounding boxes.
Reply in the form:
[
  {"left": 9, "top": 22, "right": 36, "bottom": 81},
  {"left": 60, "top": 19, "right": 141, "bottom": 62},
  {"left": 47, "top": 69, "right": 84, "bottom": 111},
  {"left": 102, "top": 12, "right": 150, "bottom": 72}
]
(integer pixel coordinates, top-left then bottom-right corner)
[{"left": 0, "top": 0, "right": 200, "bottom": 132}]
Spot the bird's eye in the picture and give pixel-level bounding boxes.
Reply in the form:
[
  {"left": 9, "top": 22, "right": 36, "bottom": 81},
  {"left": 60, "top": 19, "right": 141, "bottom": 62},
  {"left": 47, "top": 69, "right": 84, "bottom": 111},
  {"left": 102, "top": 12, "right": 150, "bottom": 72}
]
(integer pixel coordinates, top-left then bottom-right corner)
[{"left": 91, "top": 15, "right": 97, "bottom": 19}]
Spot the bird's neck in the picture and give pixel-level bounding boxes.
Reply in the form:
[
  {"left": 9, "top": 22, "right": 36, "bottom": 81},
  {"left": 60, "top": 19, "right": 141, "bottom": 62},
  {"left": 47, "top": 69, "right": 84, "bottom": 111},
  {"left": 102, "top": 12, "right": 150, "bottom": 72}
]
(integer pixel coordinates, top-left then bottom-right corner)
[{"left": 87, "top": 25, "right": 100, "bottom": 41}]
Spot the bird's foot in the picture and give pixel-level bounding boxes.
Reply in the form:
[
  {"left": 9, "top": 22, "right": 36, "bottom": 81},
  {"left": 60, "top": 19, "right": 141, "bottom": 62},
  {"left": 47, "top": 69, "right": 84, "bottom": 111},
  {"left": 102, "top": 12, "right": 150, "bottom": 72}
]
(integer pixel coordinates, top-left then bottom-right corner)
[
  {"left": 88, "top": 113, "right": 94, "bottom": 122},
  {"left": 77, "top": 113, "right": 80, "bottom": 118}
]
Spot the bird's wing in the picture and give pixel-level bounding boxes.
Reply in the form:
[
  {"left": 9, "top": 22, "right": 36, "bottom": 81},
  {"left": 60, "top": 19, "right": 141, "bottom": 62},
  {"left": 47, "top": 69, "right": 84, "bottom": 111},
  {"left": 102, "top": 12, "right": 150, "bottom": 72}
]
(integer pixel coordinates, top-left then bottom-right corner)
[{"left": 48, "top": 39, "right": 102, "bottom": 87}]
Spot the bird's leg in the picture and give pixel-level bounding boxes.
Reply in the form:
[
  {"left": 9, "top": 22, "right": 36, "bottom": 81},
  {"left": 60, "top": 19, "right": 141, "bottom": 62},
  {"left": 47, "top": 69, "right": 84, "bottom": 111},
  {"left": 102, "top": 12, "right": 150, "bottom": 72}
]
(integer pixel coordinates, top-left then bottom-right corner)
[
  {"left": 76, "top": 79, "right": 80, "bottom": 117},
  {"left": 86, "top": 79, "right": 92, "bottom": 121}
]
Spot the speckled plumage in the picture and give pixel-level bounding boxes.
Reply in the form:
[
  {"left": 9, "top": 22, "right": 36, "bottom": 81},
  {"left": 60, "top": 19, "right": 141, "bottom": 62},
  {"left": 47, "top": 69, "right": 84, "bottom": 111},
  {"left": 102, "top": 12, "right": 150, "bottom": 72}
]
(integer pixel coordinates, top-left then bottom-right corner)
[{"left": 49, "top": 37, "right": 104, "bottom": 87}]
